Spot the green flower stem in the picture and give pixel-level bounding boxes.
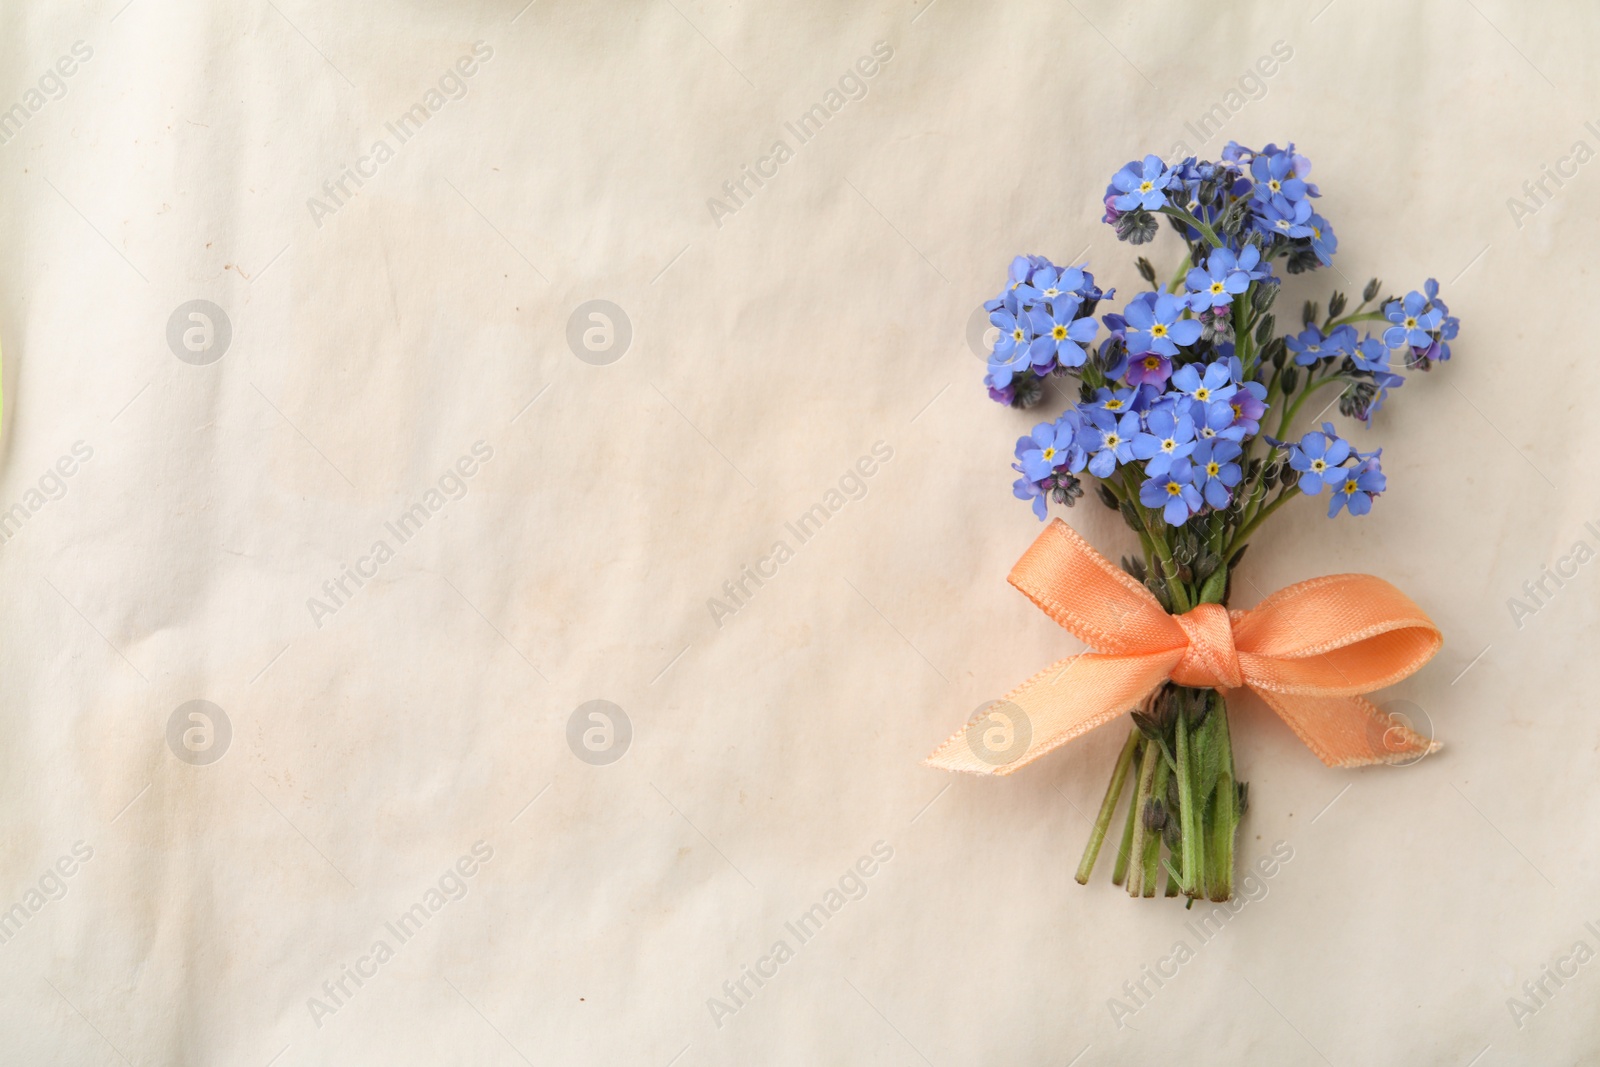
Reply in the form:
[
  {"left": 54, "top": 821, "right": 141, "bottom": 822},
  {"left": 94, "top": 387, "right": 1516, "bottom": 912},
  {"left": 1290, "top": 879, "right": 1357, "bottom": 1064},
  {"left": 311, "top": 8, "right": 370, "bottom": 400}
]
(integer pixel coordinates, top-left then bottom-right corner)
[
  {"left": 1196, "top": 700, "right": 1216, "bottom": 895},
  {"left": 1233, "top": 363, "right": 1344, "bottom": 533},
  {"left": 1326, "top": 308, "right": 1386, "bottom": 331},
  {"left": 1236, "top": 478, "right": 1270, "bottom": 535},
  {"left": 1166, "top": 257, "right": 1190, "bottom": 294},
  {"left": 1157, "top": 206, "right": 1223, "bottom": 249},
  {"left": 1262, "top": 371, "right": 1285, "bottom": 429},
  {"left": 1124, "top": 737, "right": 1161, "bottom": 896},
  {"left": 1150, "top": 535, "right": 1192, "bottom": 613},
  {"left": 1220, "top": 370, "right": 1345, "bottom": 544},
  {"left": 1226, "top": 486, "right": 1300, "bottom": 557},
  {"left": 1143, "top": 744, "right": 1171, "bottom": 897},
  {"left": 1236, "top": 453, "right": 1281, "bottom": 530},
  {"left": 1156, "top": 737, "right": 1179, "bottom": 779},
  {"left": 1233, "top": 291, "right": 1258, "bottom": 377},
  {"left": 1188, "top": 725, "right": 1209, "bottom": 896},
  {"left": 1110, "top": 740, "right": 1144, "bottom": 888},
  {"left": 1204, "top": 513, "right": 1222, "bottom": 561},
  {"left": 1075, "top": 690, "right": 1243, "bottom": 902},
  {"left": 1099, "top": 475, "right": 1165, "bottom": 589},
  {"left": 1238, "top": 360, "right": 1286, "bottom": 471},
  {"left": 1173, "top": 696, "right": 1200, "bottom": 896},
  {"left": 1274, "top": 372, "right": 1349, "bottom": 439},
  {"left": 1119, "top": 471, "right": 1191, "bottom": 612},
  {"left": 1207, "top": 694, "right": 1238, "bottom": 901},
  {"left": 1076, "top": 727, "right": 1143, "bottom": 884},
  {"left": 1226, "top": 366, "right": 1350, "bottom": 550}
]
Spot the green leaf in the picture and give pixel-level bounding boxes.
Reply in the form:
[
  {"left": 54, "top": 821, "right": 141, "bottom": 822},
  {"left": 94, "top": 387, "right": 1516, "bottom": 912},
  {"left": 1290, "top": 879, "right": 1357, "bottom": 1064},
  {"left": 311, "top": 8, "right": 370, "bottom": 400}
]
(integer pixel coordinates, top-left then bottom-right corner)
[
  {"left": 1191, "top": 693, "right": 1227, "bottom": 804},
  {"left": 1197, "top": 563, "right": 1228, "bottom": 605}
]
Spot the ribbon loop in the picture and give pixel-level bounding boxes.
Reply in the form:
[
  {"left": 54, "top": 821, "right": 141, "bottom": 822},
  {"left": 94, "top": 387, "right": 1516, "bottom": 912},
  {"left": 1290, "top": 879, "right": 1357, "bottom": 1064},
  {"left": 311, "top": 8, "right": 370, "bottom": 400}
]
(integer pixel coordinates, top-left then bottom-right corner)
[
  {"left": 926, "top": 519, "right": 1442, "bottom": 776},
  {"left": 1007, "top": 521, "right": 1183, "bottom": 656}
]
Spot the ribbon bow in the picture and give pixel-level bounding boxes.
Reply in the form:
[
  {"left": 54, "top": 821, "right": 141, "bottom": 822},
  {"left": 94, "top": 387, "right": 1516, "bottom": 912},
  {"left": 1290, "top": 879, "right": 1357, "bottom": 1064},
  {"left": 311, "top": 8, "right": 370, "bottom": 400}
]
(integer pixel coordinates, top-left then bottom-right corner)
[{"left": 927, "top": 520, "right": 1442, "bottom": 775}]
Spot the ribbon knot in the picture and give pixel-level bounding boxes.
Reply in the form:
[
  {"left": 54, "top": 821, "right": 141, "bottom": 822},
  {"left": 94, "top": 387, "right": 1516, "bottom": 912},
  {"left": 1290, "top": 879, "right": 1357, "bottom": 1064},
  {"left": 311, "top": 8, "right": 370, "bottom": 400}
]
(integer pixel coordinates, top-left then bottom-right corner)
[
  {"left": 927, "top": 520, "right": 1444, "bottom": 776},
  {"left": 1171, "top": 603, "right": 1242, "bottom": 690}
]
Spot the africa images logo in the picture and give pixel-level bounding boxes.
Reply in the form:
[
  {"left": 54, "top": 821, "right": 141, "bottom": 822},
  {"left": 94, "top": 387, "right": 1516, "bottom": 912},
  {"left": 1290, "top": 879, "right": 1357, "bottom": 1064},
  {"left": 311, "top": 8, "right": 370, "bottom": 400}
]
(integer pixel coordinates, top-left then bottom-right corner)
[
  {"left": 306, "top": 442, "right": 494, "bottom": 627},
  {"left": 305, "top": 42, "right": 494, "bottom": 228},
  {"left": 704, "top": 42, "right": 894, "bottom": 228}
]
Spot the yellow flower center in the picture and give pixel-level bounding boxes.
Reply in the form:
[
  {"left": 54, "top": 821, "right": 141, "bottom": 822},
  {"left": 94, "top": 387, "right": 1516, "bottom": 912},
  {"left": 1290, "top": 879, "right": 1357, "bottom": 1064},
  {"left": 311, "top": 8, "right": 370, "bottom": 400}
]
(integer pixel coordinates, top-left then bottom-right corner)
[
  {"left": 1404, "top": 316, "right": 1418, "bottom": 328},
  {"left": 1194, "top": 387, "right": 1211, "bottom": 401},
  {"left": 1013, "top": 327, "right": 1026, "bottom": 341},
  {"left": 1041, "top": 447, "right": 1056, "bottom": 461},
  {"left": 1160, "top": 439, "right": 1176, "bottom": 453},
  {"left": 1151, "top": 324, "right": 1168, "bottom": 338},
  {"left": 1165, "top": 482, "right": 1182, "bottom": 497},
  {"left": 1104, "top": 433, "right": 1121, "bottom": 448},
  {"left": 1052, "top": 325, "right": 1068, "bottom": 340},
  {"left": 1207, "top": 462, "right": 1221, "bottom": 477},
  {"left": 1210, "top": 281, "right": 1225, "bottom": 294},
  {"left": 1343, "top": 479, "right": 1359, "bottom": 494},
  {"left": 1268, "top": 179, "right": 1281, "bottom": 192},
  {"left": 1311, "top": 459, "right": 1327, "bottom": 472},
  {"left": 1144, "top": 357, "right": 1161, "bottom": 369},
  {"left": 1139, "top": 181, "right": 1154, "bottom": 194},
  {"left": 1105, "top": 399, "right": 1124, "bottom": 410}
]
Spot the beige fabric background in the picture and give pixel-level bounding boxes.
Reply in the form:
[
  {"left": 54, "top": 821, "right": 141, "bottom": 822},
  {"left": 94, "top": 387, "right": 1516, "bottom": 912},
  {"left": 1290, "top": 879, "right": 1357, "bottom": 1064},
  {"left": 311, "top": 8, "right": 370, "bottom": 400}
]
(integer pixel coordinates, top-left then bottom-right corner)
[{"left": 0, "top": 0, "right": 1595, "bottom": 1063}]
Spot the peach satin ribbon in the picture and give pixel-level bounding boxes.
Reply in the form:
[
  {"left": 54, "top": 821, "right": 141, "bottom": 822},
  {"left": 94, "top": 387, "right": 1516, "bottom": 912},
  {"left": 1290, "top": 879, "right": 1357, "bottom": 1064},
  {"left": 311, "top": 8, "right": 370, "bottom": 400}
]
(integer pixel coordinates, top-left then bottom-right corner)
[{"left": 927, "top": 520, "right": 1442, "bottom": 775}]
